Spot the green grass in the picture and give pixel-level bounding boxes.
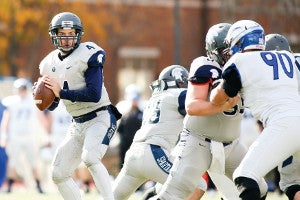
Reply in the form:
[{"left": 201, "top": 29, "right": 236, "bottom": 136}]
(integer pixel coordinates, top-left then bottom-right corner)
[{"left": 0, "top": 190, "right": 288, "bottom": 200}]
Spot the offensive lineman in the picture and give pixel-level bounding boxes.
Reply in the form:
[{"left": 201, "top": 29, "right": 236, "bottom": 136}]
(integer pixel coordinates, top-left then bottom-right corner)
[
  {"left": 210, "top": 20, "right": 300, "bottom": 200},
  {"left": 154, "top": 23, "right": 268, "bottom": 200},
  {"left": 35, "top": 12, "right": 121, "bottom": 200},
  {"left": 113, "top": 65, "right": 207, "bottom": 200}
]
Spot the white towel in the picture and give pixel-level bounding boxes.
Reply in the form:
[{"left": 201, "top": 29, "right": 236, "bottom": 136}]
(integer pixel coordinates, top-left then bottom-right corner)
[{"left": 209, "top": 140, "right": 225, "bottom": 174}]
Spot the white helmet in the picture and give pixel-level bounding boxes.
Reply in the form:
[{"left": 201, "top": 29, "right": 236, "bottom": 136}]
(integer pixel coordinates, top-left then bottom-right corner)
[
  {"left": 124, "top": 84, "right": 141, "bottom": 101},
  {"left": 150, "top": 65, "right": 188, "bottom": 92},
  {"left": 225, "top": 20, "right": 265, "bottom": 56},
  {"left": 13, "top": 78, "right": 31, "bottom": 90}
]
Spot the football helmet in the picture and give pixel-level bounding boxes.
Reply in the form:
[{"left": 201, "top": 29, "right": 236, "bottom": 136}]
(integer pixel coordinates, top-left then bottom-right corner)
[
  {"left": 225, "top": 20, "right": 265, "bottom": 56},
  {"left": 13, "top": 78, "right": 31, "bottom": 90},
  {"left": 150, "top": 65, "right": 188, "bottom": 92},
  {"left": 124, "top": 84, "right": 141, "bottom": 101},
  {"left": 265, "top": 33, "right": 291, "bottom": 52},
  {"left": 205, "top": 23, "right": 231, "bottom": 65},
  {"left": 49, "top": 12, "right": 84, "bottom": 53}
]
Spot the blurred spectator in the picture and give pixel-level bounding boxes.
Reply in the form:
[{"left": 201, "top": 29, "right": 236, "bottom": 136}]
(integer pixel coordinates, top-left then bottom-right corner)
[
  {"left": 0, "top": 78, "right": 44, "bottom": 193},
  {"left": 38, "top": 101, "right": 72, "bottom": 192},
  {"left": 116, "top": 84, "right": 143, "bottom": 170},
  {"left": 0, "top": 100, "right": 7, "bottom": 189}
]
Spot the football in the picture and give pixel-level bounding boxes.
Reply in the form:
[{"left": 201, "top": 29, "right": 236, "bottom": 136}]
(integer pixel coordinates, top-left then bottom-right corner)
[{"left": 33, "top": 78, "right": 55, "bottom": 111}]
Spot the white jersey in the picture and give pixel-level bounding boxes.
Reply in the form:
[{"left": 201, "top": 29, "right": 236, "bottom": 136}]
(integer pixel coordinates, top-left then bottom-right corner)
[
  {"left": 6, "top": 94, "right": 38, "bottom": 137},
  {"left": 224, "top": 50, "right": 300, "bottom": 125},
  {"left": 39, "top": 42, "right": 111, "bottom": 116},
  {"left": 133, "top": 88, "right": 186, "bottom": 151},
  {"left": 184, "top": 56, "right": 243, "bottom": 142}
]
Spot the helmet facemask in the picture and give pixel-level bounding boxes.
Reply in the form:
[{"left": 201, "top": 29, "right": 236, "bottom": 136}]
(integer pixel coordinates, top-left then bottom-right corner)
[
  {"left": 205, "top": 23, "right": 231, "bottom": 66},
  {"left": 50, "top": 29, "right": 82, "bottom": 54},
  {"left": 207, "top": 47, "right": 229, "bottom": 66}
]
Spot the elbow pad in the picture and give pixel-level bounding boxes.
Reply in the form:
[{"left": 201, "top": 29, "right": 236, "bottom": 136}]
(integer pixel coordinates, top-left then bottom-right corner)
[{"left": 222, "top": 65, "right": 242, "bottom": 97}]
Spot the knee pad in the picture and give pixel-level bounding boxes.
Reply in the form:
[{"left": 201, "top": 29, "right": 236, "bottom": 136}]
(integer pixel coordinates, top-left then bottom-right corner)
[
  {"left": 82, "top": 144, "right": 107, "bottom": 167},
  {"left": 234, "top": 176, "right": 260, "bottom": 200},
  {"left": 52, "top": 166, "right": 71, "bottom": 184},
  {"left": 286, "top": 185, "right": 300, "bottom": 200}
]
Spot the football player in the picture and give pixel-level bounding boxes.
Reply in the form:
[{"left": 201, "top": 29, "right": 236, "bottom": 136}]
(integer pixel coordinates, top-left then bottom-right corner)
[
  {"left": 113, "top": 65, "right": 208, "bottom": 200},
  {"left": 35, "top": 12, "right": 121, "bottom": 200},
  {"left": 210, "top": 20, "right": 300, "bottom": 200},
  {"left": 154, "top": 23, "right": 267, "bottom": 200},
  {"left": 264, "top": 33, "right": 300, "bottom": 200},
  {"left": 1, "top": 78, "right": 44, "bottom": 193}
]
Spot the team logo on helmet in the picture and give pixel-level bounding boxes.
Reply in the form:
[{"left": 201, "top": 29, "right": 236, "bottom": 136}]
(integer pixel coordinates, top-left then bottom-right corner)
[{"left": 171, "top": 68, "right": 185, "bottom": 81}]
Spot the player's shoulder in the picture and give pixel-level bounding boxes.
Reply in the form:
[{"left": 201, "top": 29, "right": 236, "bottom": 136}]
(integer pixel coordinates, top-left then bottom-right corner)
[
  {"left": 190, "top": 56, "right": 221, "bottom": 72},
  {"left": 189, "top": 56, "right": 221, "bottom": 78},
  {"left": 73, "top": 42, "right": 105, "bottom": 63},
  {"left": 78, "top": 42, "right": 105, "bottom": 53}
]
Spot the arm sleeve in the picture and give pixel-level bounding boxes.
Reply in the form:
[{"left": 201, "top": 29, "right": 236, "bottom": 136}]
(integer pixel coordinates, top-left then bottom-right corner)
[
  {"left": 59, "top": 50, "right": 105, "bottom": 102},
  {"left": 178, "top": 90, "right": 187, "bottom": 116},
  {"left": 221, "top": 64, "right": 242, "bottom": 97},
  {"left": 47, "top": 97, "right": 60, "bottom": 111}
]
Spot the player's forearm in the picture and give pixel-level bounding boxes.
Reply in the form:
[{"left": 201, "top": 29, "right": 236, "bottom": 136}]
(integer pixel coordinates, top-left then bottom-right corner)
[
  {"left": 210, "top": 84, "right": 230, "bottom": 105},
  {"left": 185, "top": 99, "right": 226, "bottom": 116}
]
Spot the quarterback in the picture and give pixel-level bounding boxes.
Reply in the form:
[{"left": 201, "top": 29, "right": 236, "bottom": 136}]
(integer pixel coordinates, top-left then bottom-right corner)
[{"left": 35, "top": 12, "right": 121, "bottom": 200}]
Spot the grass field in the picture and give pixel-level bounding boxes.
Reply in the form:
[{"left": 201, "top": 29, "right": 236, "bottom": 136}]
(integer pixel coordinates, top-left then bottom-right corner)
[{"left": 0, "top": 190, "right": 288, "bottom": 200}]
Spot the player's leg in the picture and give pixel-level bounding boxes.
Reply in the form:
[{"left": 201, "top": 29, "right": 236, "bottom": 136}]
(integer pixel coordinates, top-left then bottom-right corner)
[
  {"left": 113, "top": 166, "right": 147, "bottom": 200},
  {"left": 113, "top": 143, "right": 149, "bottom": 200},
  {"left": 0, "top": 146, "right": 8, "bottom": 188},
  {"left": 52, "top": 125, "right": 83, "bottom": 200},
  {"left": 82, "top": 112, "right": 117, "bottom": 200},
  {"left": 278, "top": 151, "right": 300, "bottom": 200},
  {"left": 156, "top": 131, "right": 211, "bottom": 200},
  {"left": 5, "top": 138, "right": 22, "bottom": 193},
  {"left": 233, "top": 118, "right": 300, "bottom": 200},
  {"left": 185, "top": 177, "right": 207, "bottom": 200},
  {"left": 24, "top": 138, "right": 44, "bottom": 193}
]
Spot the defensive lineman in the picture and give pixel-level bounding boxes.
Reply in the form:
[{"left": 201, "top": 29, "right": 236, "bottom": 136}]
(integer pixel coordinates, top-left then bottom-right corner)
[
  {"left": 265, "top": 33, "right": 300, "bottom": 200},
  {"left": 36, "top": 12, "right": 121, "bottom": 200},
  {"left": 211, "top": 20, "right": 300, "bottom": 200}
]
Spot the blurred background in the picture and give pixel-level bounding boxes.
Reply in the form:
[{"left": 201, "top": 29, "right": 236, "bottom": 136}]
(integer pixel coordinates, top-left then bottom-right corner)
[{"left": 0, "top": 0, "right": 300, "bottom": 102}]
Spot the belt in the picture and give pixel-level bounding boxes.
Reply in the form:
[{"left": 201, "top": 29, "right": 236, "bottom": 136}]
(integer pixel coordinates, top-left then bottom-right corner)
[
  {"left": 72, "top": 105, "right": 110, "bottom": 123},
  {"left": 204, "top": 138, "right": 232, "bottom": 147}
]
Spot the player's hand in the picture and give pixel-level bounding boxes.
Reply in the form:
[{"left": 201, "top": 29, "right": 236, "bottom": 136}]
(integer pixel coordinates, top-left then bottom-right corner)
[
  {"left": 43, "top": 76, "right": 61, "bottom": 98},
  {"left": 32, "top": 81, "right": 38, "bottom": 95},
  {"left": 224, "top": 95, "right": 240, "bottom": 110}
]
